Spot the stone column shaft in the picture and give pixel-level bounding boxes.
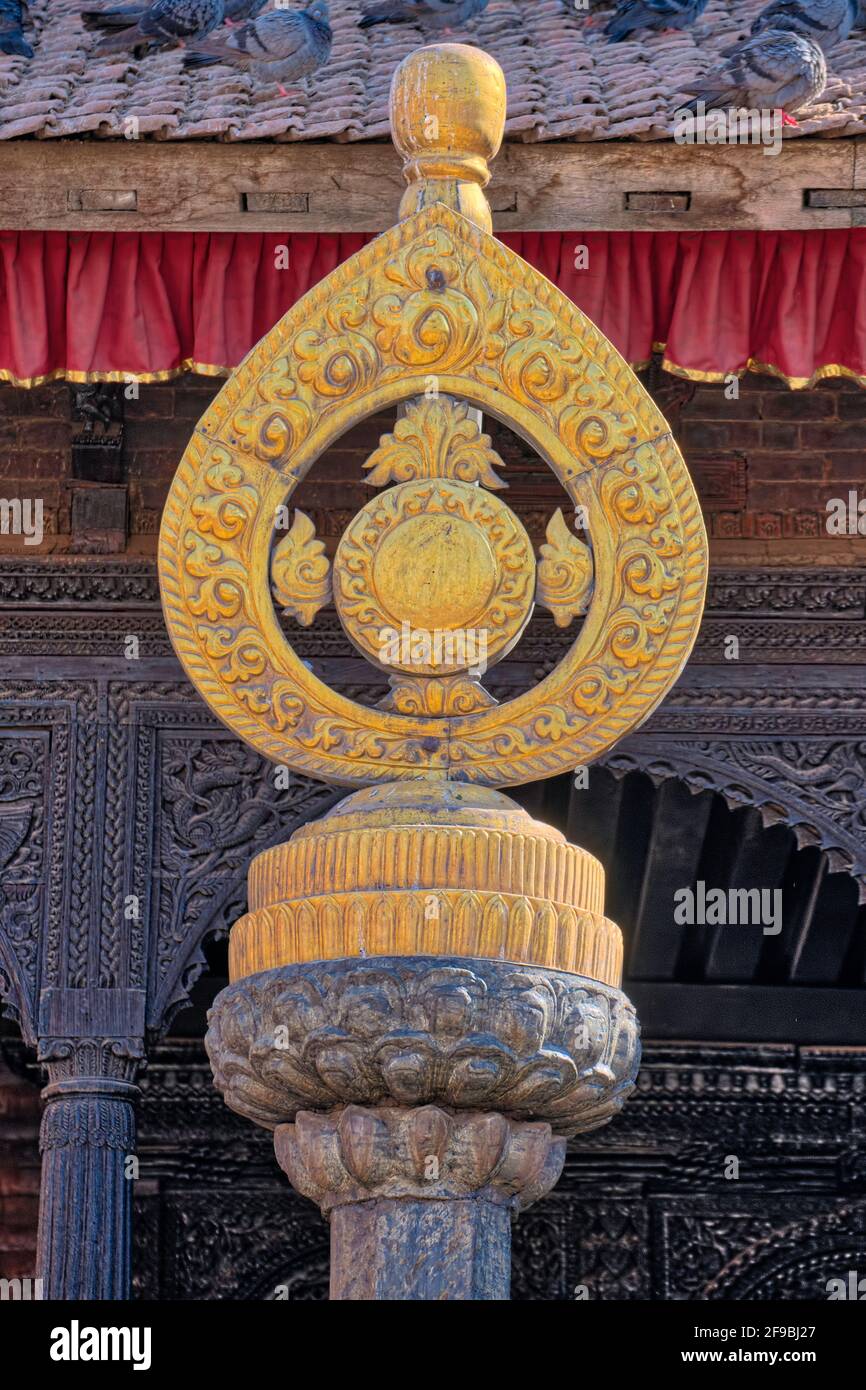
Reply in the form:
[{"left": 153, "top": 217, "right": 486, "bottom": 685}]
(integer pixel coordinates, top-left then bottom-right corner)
[{"left": 330, "top": 1197, "right": 511, "bottom": 1301}]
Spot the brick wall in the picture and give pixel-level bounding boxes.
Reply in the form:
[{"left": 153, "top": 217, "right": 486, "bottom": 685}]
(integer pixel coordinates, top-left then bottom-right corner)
[
  {"left": 0, "top": 365, "right": 864, "bottom": 556},
  {"left": 675, "top": 375, "right": 866, "bottom": 542}
]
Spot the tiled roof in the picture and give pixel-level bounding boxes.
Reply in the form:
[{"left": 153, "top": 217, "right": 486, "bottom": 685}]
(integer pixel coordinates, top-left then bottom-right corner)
[{"left": 1, "top": 0, "right": 866, "bottom": 142}]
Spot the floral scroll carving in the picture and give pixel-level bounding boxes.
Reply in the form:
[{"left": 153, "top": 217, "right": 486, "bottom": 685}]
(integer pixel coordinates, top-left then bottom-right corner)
[
  {"left": 271, "top": 511, "right": 331, "bottom": 628},
  {"left": 363, "top": 396, "right": 506, "bottom": 490},
  {"left": 535, "top": 509, "right": 593, "bottom": 628},
  {"left": 159, "top": 204, "right": 707, "bottom": 788}
]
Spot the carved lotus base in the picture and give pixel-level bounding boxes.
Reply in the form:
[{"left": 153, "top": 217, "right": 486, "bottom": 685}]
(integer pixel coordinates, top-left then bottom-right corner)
[
  {"left": 275, "top": 1105, "right": 565, "bottom": 1215},
  {"left": 206, "top": 954, "right": 640, "bottom": 1138}
]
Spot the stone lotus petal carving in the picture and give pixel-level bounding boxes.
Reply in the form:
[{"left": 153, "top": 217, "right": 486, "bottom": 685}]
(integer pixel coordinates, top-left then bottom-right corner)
[
  {"left": 274, "top": 1105, "right": 565, "bottom": 1214},
  {"left": 536, "top": 508, "right": 593, "bottom": 629},
  {"left": 205, "top": 957, "right": 640, "bottom": 1137},
  {"left": 270, "top": 510, "right": 332, "bottom": 628},
  {"left": 362, "top": 396, "right": 507, "bottom": 490}
]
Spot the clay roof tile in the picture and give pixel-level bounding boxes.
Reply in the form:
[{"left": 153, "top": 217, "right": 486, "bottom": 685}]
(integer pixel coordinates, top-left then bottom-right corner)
[{"left": 2, "top": 0, "right": 866, "bottom": 143}]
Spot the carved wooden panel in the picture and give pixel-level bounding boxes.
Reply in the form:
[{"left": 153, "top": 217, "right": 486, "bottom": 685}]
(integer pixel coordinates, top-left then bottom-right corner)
[
  {"left": 128, "top": 1041, "right": 866, "bottom": 1301},
  {"left": 0, "top": 560, "right": 865, "bottom": 1040}
]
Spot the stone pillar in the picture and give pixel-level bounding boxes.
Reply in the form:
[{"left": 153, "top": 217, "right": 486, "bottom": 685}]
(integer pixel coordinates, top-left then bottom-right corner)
[
  {"left": 207, "top": 943, "right": 640, "bottom": 1302},
  {"left": 278, "top": 1107, "right": 564, "bottom": 1301}
]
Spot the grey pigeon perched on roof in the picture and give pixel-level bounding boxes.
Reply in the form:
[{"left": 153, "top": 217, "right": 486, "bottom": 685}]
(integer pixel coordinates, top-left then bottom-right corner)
[
  {"left": 680, "top": 29, "right": 827, "bottom": 122},
  {"left": 81, "top": 0, "right": 264, "bottom": 30},
  {"left": 0, "top": 0, "right": 32, "bottom": 56},
  {"left": 183, "top": 2, "right": 331, "bottom": 94},
  {"left": 603, "top": 0, "right": 708, "bottom": 42},
  {"left": 749, "top": 0, "right": 857, "bottom": 51},
  {"left": 359, "top": 0, "right": 488, "bottom": 29},
  {"left": 81, "top": 0, "right": 225, "bottom": 54}
]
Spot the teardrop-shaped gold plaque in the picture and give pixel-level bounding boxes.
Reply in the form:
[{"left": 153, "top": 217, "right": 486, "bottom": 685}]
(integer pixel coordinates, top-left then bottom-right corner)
[{"left": 159, "top": 198, "right": 706, "bottom": 788}]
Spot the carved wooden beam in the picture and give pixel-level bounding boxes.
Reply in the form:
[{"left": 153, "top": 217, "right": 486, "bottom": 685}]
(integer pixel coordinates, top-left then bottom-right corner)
[{"left": 1, "top": 138, "right": 863, "bottom": 233}]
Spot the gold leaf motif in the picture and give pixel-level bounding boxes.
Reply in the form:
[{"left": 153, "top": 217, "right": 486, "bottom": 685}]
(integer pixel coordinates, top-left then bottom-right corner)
[
  {"left": 535, "top": 509, "right": 593, "bottom": 628},
  {"left": 271, "top": 511, "right": 332, "bottom": 627},
  {"left": 381, "top": 674, "right": 497, "bottom": 717},
  {"left": 363, "top": 396, "right": 506, "bottom": 490}
]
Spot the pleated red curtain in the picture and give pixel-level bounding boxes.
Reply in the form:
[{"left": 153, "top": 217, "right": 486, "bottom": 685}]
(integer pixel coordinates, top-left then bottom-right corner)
[{"left": 1, "top": 228, "right": 864, "bottom": 388}]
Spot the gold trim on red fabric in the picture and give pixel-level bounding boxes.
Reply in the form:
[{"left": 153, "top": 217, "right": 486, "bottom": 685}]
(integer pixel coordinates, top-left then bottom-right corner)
[
  {"left": 3, "top": 352, "right": 865, "bottom": 393},
  {"left": 0, "top": 360, "right": 231, "bottom": 388}
]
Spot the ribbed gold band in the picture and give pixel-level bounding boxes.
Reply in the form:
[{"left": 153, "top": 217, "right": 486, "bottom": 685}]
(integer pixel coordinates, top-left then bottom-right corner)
[
  {"left": 229, "top": 890, "right": 623, "bottom": 986},
  {"left": 249, "top": 825, "right": 604, "bottom": 918},
  {"left": 230, "top": 783, "right": 622, "bottom": 986}
]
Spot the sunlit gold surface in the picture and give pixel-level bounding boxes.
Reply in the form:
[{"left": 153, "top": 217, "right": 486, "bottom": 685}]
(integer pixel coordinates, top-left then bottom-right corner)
[
  {"left": 390, "top": 44, "right": 507, "bottom": 232},
  {"left": 334, "top": 476, "right": 533, "bottom": 675},
  {"left": 271, "top": 509, "right": 331, "bottom": 627},
  {"left": 536, "top": 508, "right": 594, "bottom": 629},
  {"left": 158, "top": 201, "right": 707, "bottom": 787},
  {"left": 231, "top": 782, "right": 620, "bottom": 983},
  {"left": 158, "top": 42, "right": 708, "bottom": 985},
  {"left": 375, "top": 511, "right": 494, "bottom": 630},
  {"left": 363, "top": 396, "right": 506, "bottom": 490}
]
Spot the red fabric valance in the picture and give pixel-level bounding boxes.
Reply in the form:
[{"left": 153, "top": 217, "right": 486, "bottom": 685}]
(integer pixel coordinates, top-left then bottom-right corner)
[{"left": 1, "top": 229, "right": 865, "bottom": 390}]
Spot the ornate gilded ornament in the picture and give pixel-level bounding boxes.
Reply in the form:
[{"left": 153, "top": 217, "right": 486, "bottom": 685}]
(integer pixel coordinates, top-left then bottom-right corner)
[
  {"left": 536, "top": 507, "right": 593, "bottom": 628},
  {"left": 271, "top": 509, "right": 332, "bottom": 627},
  {"left": 159, "top": 197, "right": 706, "bottom": 785},
  {"left": 160, "top": 41, "right": 710, "bottom": 1301},
  {"left": 334, "top": 476, "right": 533, "bottom": 675},
  {"left": 159, "top": 39, "right": 706, "bottom": 791},
  {"left": 363, "top": 396, "right": 507, "bottom": 489}
]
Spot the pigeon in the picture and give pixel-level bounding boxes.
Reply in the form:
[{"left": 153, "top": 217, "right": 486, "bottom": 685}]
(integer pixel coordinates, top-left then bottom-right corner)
[
  {"left": 81, "top": 0, "right": 225, "bottom": 55},
  {"left": 0, "top": 0, "right": 32, "bottom": 57},
  {"left": 183, "top": 2, "right": 332, "bottom": 94},
  {"left": 603, "top": 0, "right": 708, "bottom": 42},
  {"left": 81, "top": 0, "right": 264, "bottom": 29},
  {"left": 224, "top": 0, "right": 267, "bottom": 19},
  {"left": 749, "top": 0, "right": 857, "bottom": 51},
  {"left": 680, "top": 30, "right": 827, "bottom": 124},
  {"left": 358, "top": 0, "right": 488, "bottom": 30}
]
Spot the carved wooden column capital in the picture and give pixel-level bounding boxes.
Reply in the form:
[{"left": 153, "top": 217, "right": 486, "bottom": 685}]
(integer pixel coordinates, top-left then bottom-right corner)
[{"left": 35, "top": 993, "right": 144, "bottom": 1300}]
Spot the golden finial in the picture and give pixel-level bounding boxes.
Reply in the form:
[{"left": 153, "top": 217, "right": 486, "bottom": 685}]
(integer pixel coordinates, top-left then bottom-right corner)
[{"left": 390, "top": 42, "right": 506, "bottom": 232}]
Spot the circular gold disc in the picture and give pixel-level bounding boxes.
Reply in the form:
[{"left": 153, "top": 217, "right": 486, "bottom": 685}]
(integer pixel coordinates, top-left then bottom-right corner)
[
  {"left": 375, "top": 513, "right": 495, "bottom": 632},
  {"left": 333, "top": 478, "right": 534, "bottom": 675}
]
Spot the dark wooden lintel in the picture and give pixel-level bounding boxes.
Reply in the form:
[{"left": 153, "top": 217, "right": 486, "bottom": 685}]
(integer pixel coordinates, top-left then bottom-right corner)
[
  {"left": 631, "top": 982, "right": 866, "bottom": 1044},
  {"left": 0, "top": 137, "right": 865, "bottom": 232}
]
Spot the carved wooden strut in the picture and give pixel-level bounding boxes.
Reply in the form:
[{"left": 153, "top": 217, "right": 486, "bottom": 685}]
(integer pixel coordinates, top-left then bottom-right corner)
[{"left": 158, "top": 43, "right": 708, "bottom": 1300}]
